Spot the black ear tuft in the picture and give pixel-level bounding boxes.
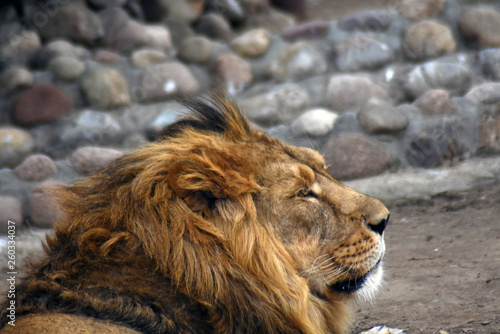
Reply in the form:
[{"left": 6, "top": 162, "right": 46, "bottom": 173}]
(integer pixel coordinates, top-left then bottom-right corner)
[
  {"left": 157, "top": 98, "right": 227, "bottom": 140},
  {"left": 198, "top": 191, "right": 218, "bottom": 211},
  {"left": 156, "top": 92, "right": 253, "bottom": 141}
]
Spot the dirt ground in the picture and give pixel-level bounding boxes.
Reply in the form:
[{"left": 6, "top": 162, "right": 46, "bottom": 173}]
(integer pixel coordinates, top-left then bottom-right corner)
[{"left": 352, "top": 182, "right": 500, "bottom": 334}]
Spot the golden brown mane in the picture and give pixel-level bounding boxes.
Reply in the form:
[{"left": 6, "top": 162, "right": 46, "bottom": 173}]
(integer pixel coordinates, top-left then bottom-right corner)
[{"left": 1, "top": 94, "right": 389, "bottom": 334}]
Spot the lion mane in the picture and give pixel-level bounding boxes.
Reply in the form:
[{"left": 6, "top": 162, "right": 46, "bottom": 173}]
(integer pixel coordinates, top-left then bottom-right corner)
[{"left": 1, "top": 94, "right": 389, "bottom": 334}]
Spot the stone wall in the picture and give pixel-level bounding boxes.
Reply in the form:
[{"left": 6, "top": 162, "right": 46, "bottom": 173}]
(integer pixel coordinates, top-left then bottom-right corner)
[{"left": 1, "top": 0, "right": 500, "bottom": 232}]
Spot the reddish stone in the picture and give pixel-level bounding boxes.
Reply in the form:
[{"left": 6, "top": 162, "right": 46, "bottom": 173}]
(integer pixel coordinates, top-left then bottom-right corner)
[{"left": 13, "top": 84, "right": 74, "bottom": 126}]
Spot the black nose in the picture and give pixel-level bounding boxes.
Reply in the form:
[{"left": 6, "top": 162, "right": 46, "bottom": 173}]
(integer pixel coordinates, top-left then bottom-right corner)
[{"left": 368, "top": 214, "right": 389, "bottom": 235}]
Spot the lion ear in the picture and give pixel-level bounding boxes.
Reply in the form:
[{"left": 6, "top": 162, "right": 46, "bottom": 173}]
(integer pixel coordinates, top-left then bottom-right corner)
[{"left": 168, "top": 158, "right": 256, "bottom": 212}]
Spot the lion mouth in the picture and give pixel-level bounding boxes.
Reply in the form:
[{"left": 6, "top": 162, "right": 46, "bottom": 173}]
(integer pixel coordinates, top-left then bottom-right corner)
[{"left": 327, "top": 260, "right": 381, "bottom": 295}]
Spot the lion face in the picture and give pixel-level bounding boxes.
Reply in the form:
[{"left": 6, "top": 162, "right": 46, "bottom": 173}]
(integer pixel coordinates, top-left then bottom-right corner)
[
  {"left": 159, "top": 96, "right": 390, "bottom": 332},
  {"left": 254, "top": 145, "right": 389, "bottom": 302}
]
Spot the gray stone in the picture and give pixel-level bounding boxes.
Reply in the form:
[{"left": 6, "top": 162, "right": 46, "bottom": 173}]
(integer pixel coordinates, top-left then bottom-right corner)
[
  {"left": 404, "top": 60, "right": 471, "bottom": 98},
  {"left": 100, "top": 7, "right": 172, "bottom": 53},
  {"left": 282, "top": 20, "right": 330, "bottom": 40},
  {"left": 29, "top": 182, "right": 63, "bottom": 228},
  {"left": 358, "top": 99, "right": 408, "bottom": 134},
  {"left": 0, "top": 67, "right": 33, "bottom": 95},
  {"left": 239, "top": 84, "right": 310, "bottom": 126},
  {"left": 326, "top": 74, "right": 389, "bottom": 112},
  {"left": 48, "top": 56, "right": 86, "bottom": 81},
  {"left": 119, "top": 102, "right": 176, "bottom": 137},
  {"left": 265, "top": 124, "right": 292, "bottom": 143},
  {"left": 338, "top": 9, "right": 393, "bottom": 31},
  {"left": 195, "top": 13, "right": 234, "bottom": 41},
  {"left": 98, "top": 7, "right": 131, "bottom": 48},
  {"left": 324, "top": 136, "right": 391, "bottom": 180},
  {"left": 131, "top": 49, "right": 167, "bottom": 68},
  {"left": 413, "top": 89, "right": 454, "bottom": 114},
  {"left": 405, "top": 134, "right": 448, "bottom": 168},
  {"left": 71, "top": 146, "right": 124, "bottom": 175},
  {"left": 81, "top": 68, "right": 131, "bottom": 110},
  {"left": 0, "top": 30, "right": 41, "bottom": 66},
  {"left": 14, "top": 154, "right": 57, "bottom": 182},
  {"left": 399, "top": 0, "right": 445, "bottom": 20},
  {"left": 403, "top": 20, "right": 456, "bottom": 60},
  {"left": 87, "top": 0, "right": 128, "bottom": 8},
  {"left": 212, "top": 54, "right": 253, "bottom": 95},
  {"left": 0, "top": 128, "right": 35, "bottom": 168},
  {"left": 459, "top": 6, "right": 500, "bottom": 47},
  {"left": 27, "top": 3, "right": 104, "bottom": 45},
  {"left": 400, "top": 97, "right": 479, "bottom": 168},
  {"left": 32, "top": 39, "right": 91, "bottom": 68},
  {"left": 335, "top": 33, "right": 394, "bottom": 71},
  {"left": 178, "top": 36, "right": 213, "bottom": 64},
  {"left": 204, "top": 0, "right": 245, "bottom": 22},
  {"left": 164, "top": 16, "right": 195, "bottom": 48},
  {"left": 0, "top": 197, "right": 23, "bottom": 234},
  {"left": 267, "top": 42, "right": 327, "bottom": 82},
  {"left": 58, "top": 110, "right": 124, "bottom": 150},
  {"left": 137, "top": 62, "right": 200, "bottom": 102},
  {"left": 165, "top": 0, "right": 202, "bottom": 22},
  {"left": 290, "top": 108, "right": 338, "bottom": 137},
  {"left": 333, "top": 111, "right": 364, "bottom": 135},
  {"left": 143, "top": 25, "right": 172, "bottom": 50},
  {"left": 464, "top": 82, "right": 500, "bottom": 105},
  {"left": 345, "top": 156, "right": 500, "bottom": 202},
  {"left": 245, "top": 7, "right": 296, "bottom": 34},
  {"left": 146, "top": 108, "right": 184, "bottom": 139},
  {"left": 479, "top": 48, "right": 500, "bottom": 80},
  {"left": 404, "top": 95, "right": 479, "bottom": 168},
  {"left": 231, "top": 28, "right": 271, "bottom": 57}
]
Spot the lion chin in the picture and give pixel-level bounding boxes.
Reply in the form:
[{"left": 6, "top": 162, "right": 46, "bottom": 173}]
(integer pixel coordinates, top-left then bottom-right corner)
[{"left": 0, "top": 93, "right": 389, "bottom": 334}]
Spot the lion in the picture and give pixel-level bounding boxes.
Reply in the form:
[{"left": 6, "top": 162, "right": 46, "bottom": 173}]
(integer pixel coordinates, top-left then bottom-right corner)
[{"left": 0, "top": 94, "right": 389, "bottom": 334}]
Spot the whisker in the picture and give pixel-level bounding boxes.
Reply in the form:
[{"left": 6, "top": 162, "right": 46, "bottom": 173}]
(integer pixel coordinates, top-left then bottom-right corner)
[
  {"left": 303, "top": 254, "right": 330, "bottom": 275},
  {"left": 324, "top": 263, "right": 349, "bottom": 281}
]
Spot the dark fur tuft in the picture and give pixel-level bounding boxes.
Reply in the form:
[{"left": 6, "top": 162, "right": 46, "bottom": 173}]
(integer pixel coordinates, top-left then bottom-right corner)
[{"left": 158, "top": 93, "right": 252, "bottom": 141}]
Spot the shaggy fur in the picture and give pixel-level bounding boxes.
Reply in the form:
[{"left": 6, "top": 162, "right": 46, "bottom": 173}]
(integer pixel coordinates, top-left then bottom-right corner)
[{"left": 0, "top": 94, "right": 389, "bottom": 334}]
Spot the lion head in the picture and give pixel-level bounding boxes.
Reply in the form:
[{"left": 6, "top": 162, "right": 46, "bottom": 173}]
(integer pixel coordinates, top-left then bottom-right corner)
[{"left": 2, "top": 94, "right": 389, "bottom": 334}]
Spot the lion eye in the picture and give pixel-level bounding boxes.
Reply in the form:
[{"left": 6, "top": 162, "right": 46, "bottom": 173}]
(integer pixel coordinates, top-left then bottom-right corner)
[{"left": 297, "top": 188, "right": 318, "bottom": 199}]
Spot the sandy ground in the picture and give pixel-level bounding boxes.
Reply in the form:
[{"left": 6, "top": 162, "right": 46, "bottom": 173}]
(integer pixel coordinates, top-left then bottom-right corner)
[{"left": 353, "top": 182, "right": 500, "bottom": 334}]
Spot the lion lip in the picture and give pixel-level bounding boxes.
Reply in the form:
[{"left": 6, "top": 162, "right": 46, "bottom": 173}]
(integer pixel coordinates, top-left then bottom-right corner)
[{"left": 327, "top": 260, "right": 381, "bottom": 295}]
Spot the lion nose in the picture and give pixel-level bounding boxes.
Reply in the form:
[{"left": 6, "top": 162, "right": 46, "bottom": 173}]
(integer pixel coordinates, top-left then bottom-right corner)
[{"left": 367, "top": 213, "right": 389, "bottom": 235}]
